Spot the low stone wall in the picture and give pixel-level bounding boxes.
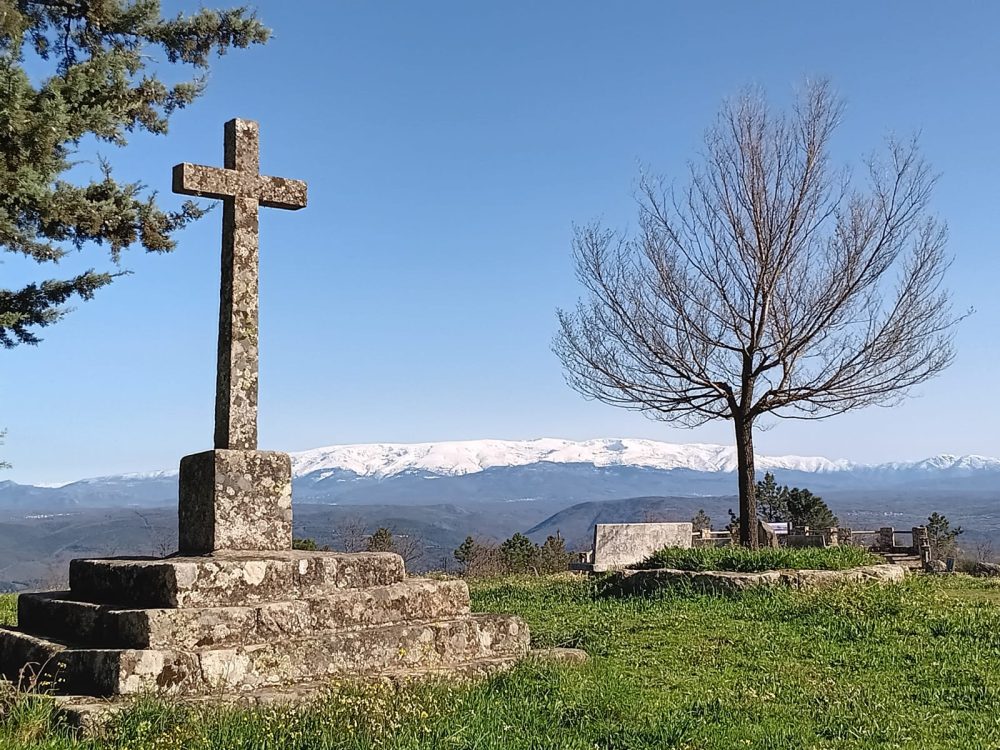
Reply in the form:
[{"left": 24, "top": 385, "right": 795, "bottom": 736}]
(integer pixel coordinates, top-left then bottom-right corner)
[{"left": 601, "top": 564, "right": 906, "bottom": 596}]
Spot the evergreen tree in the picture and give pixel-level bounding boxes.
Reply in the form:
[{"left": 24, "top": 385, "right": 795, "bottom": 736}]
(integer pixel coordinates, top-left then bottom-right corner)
[
  {"left": 926, "top": 512, "right": 963, "bottom": 560},
  {"left": 453, "top": 536, "right": 476, "bottom": 566},
  {"left": 0, "top": 1, "right": 269, "bottom": 347},
  {"left": 366, "top": 527, "right": 394, "bottom": 553},
  {"left": 292, "top": 537, "right": 318, "bottom": 551},
  {"left": 755, "top": 473, "right": 788, "bottom": 523},
  {"left": 536, "top": 533, "right": 571, "bottom": 573},
  {"left": 500, "top": 533, "right": 537, "bottom": 573},
  {"left": 785, "top": 488, "right": 838, "bottom": 529},
  {"left": 753, "top": 473, "right": 838, "bottom": 529}
]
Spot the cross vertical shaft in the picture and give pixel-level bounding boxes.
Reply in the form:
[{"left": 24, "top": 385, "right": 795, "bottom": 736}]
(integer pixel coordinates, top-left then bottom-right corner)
[
  {"left": 173, "top": 118, "right": 307, "bottom": 451},
  {"left": 216, "top": 192, "right": 260, "bottom": 449}
]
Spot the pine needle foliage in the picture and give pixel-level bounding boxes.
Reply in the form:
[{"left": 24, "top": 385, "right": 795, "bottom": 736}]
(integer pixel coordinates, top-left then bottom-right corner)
[{"left": 0, "top": 0, "right": 270, "bottom": 347}]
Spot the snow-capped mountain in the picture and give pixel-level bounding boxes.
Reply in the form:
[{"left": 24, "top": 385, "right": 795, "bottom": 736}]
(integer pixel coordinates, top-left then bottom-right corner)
[
  {"left": 2, "top": 438, "right": 998, "bottom": 509},
  {"left": 289, "top": 438, "right": 857, "bottom": 479}
]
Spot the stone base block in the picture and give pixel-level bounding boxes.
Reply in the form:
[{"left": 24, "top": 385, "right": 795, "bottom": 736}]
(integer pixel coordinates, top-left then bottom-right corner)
[
  {"left": 44, "top": 655, "right": 525, "bottom": 736},
  {"left": 0, "top": 614, "right": 529, "bottom": 696},
  {"left": 19, "top": 579, "right": 470, "bottom": 649},
  {"left": 179, "top": 449, "right": 292, "bottom": 553},
  {"left": 69, "top": 551, "right": 405, "bottom": 608}
]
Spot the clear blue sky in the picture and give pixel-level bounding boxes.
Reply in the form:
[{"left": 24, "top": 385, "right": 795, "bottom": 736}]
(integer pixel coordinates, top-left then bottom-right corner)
[{"left": 3, "top": 1, "right": 999, "bottom": 484}]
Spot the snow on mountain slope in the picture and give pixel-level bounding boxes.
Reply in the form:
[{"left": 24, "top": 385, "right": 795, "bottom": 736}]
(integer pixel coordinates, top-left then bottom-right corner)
[
  {"left": 21, "top": 439, "right": 1000, "bottom": 489},
  {"left": 290, "top": 437, "right": 855, "bottom": 479}
]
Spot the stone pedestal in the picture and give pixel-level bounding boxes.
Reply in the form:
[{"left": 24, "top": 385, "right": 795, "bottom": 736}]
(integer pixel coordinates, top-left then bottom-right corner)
[
  {"left": 178, "top": 450, "right": 292, "bottom": 553},
  {"left": 0, "top": 551, "right": 531, "bottom": 723}
]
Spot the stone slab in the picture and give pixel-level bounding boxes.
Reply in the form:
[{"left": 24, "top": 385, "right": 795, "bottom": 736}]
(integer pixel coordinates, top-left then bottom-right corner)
[
  {"left": 601, "top": 564, "right": 907, "bottom": 596},
  {"left": 0, "top": 613, "right": 529, "bottom": 696},
  {"left": 44, "top": 655, "right": 517, "bottom": 736},
  {"left": 19, "top": 579, "right": 470, "bottom": 649},
  {"left": 178, "top": 449, "right": 292, "bottom": 553},
  {"left": 591, "top": 522, "right": 693, "bottom": 572},
  {"left": 69, "top": 551, "right": 405, "bottom": 608},
  {"left": 46, "top": 647, "right": 587, "bottom": 737}
]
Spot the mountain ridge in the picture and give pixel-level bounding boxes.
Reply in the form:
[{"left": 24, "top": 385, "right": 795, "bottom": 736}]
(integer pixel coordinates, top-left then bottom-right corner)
[{"left": 27, "top": 438, "right": 1000, "bottom": 488}]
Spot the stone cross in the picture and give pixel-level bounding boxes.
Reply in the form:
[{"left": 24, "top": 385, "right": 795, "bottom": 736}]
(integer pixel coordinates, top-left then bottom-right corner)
[{"left": 173, "top": 118, "right": 307, "bottom": 451}]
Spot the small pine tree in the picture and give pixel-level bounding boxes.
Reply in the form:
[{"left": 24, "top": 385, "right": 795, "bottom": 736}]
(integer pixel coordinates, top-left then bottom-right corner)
[
  {"left": 454, "top": 536, "right": 477, "bottom": 565},
  {"left": 786, "top": 488, "right": 838, "bottom": 529},
  {"left": 755, "top": 473, "right": 788, "bottom": 523},
  {"left": 292, "top": 538, "right": 318, "bottom": 551},
  {"left": 500, "top": 533, "right": 538, "bottom": 573},
  {"left": 691, "top": 509, "right": 712, "bottom": 532},
  {"left": 366, "top": 527, "right": 394, "bottom": 553},
  {"left": 927, "top": 512, "right": 963, "bottom": 560},
  {"left": 537, "top": 533, "right": 571, "bottom": 573}
]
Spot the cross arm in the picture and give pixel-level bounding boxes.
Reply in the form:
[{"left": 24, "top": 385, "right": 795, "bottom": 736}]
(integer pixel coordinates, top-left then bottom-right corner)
[
  {"left": 172, "top": 163, "right": 244, "bottom": 201},
  {"left": 172, "top": 163, "right": 306, "bottom": 210},
  {"left": 258, "top": 176, "right": 307, "bottom": 210}
]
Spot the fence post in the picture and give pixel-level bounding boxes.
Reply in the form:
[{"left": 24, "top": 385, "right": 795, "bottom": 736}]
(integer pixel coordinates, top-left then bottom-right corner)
[{"left": 877, "top": 527, "right": 895, "bottom": 552}]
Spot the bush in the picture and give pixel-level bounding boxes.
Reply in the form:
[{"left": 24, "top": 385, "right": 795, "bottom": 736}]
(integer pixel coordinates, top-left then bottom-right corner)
[{"left": 634, "top": 545, "right": 882, "bottom": 572}]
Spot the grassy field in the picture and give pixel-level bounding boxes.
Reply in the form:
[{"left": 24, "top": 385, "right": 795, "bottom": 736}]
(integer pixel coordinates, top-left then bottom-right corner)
[
  {"left": 636, "top": 544, "right": 883, "bottom": 572},
  {"left": 3, "top": 574, "right": 1000, "bottom": 749}
]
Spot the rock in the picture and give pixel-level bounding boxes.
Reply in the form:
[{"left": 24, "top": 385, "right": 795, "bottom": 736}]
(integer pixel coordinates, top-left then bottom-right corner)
[
  {"left": 531, "top": 647, "right": 589, "bottom": 665},
  {"left": 971, "top": 561, "right": 1000, "bottom": 577},
  {"left": 178, "top": 449, "right": 293, "bottom": 553},
  {"left": 601, "top": 564, "right": 905, "bottom": 596},
  {"left": 757, "top": 520, "right": 780, "bottom": 548},
  {"left": 924, "top": 559, "right": 948, "bottom": 574}
]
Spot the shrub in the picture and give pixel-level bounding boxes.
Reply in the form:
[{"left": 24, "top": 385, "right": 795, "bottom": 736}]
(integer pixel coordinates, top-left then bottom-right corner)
[
  {"left": 690, "top": 509, "right": 712, "bottom": 532},
  {"left": 634, "top": 545, "right": 882, "bottom": 572}
]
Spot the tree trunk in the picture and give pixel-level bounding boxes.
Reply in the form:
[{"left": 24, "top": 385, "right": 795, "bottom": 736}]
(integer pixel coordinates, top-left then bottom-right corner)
[{"left": 734, "top": 415, "right": 758, "bottom": 548}]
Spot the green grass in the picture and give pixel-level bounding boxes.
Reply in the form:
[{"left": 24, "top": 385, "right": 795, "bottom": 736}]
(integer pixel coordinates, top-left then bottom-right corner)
[
  {"left": 3, "top": 574, "right": 1000, "bottom": 749},
  {"left": 0, "top": 594, "right": 14, "bottom": 627},
  {"left": 636, "top": 544, "right": 883, "bottom": 572}
]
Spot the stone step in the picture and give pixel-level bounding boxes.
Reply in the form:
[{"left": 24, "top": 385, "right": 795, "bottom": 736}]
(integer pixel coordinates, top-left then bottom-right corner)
[
  {"left": 0, "top": 613, "right": 529, "bottom": 697},
  {"left": 881, "top": 553, "right": 922, "bottom": 568},
  {"left": 18, "top": 579, "right": 470, "bottom": 649},
  {"left": 50, "top": 656, "right": 526, "bottom": 735},
  {"left": 69, "top": 551, "right": 405, "bottom": 608}
]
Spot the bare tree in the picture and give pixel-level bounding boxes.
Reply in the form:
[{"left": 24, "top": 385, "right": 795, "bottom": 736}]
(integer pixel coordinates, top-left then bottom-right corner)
[
  {"left": 332, "top": 516, "right": 370, "bottom": 553},
  {"left": 392, "top": 533, "right": 426, "bottom": 569},
  {"left": 555, "top": 81, "right": 960, "bottom": 546}
]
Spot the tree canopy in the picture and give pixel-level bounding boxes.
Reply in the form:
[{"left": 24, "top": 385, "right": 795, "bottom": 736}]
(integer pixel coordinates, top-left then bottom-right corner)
[{"left": 0, "top": 0, "right": 269, "bottom": 347}]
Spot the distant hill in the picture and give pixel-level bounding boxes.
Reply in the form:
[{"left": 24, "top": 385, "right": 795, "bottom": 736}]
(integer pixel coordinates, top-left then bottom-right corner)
[{"left": 4, "top": 438, "right": 1000, "bottom": 509}]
